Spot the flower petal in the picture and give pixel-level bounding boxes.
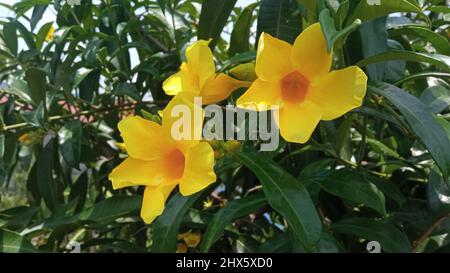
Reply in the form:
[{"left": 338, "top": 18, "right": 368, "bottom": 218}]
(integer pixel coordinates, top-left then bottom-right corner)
[
  {"left": 308, "top": 66, "right": 367, "bottom": 120},
  {"left": 201, "top": 73, "right": 251, "bottom": 105},
  {"left": 291, "top": 23, "right": 332, "bottom": 79},
  {"left": 236, "top": 79, "right": 281, "bottom": 111},
  {"left": 179, "top": 142, "right": 216, "bottom": 196},
  {"left": 185, "top": 40, "right": 215, "bottom": 90},
  {"left": 162, "top": 93, "right": 202, "bottom": 153},
  {"left": 109, "top": 157, "right": 167, "bottom": 189},
  {"left": 140, "top": 183, "right": 176, "bottom": 224},
  {"left": 163, "top": 71, "right": 183, "bottom": 96},
  {"left": 255, "top": 33, "right": 293, "bottom": 83},
  {"left": 118, "top": 116, "right": 169, "bottom": 161},
  {"left": 277, "top": 101, "right": 322, "bottom": 143}
]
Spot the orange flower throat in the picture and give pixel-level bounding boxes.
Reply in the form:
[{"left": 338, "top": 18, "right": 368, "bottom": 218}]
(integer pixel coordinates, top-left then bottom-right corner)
[
  {"left": 280, "top": 71, "right": 310, "bottom": 103},
  {"left": 164, "top": 149, "right": 186, "bottom": 179}
]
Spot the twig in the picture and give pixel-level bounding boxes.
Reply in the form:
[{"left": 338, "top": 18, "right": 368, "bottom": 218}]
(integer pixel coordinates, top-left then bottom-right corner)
[
  {"left": 0, "top": 100, "right": 167, "bottom": 132},
  {"left": 413, "top": 212, "right": 450, "bottom": 253}
]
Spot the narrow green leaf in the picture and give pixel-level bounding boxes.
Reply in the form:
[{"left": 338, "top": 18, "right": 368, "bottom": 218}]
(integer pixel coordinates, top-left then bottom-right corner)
[
  {"left": 319, "top": 169, "right": 387, "bottom": 215},
  {"left": 347, "top": 0, "right": 424, "bottom": 25},
  {"left": 236, "top": 151, "right": 322, "bottom": 246},
  {"left": 419, "top": 86, "right": 450, "bottom": 114},
  {"left": 199, "top": 193, "right": 267, "bottom": 252},
  {"left": 332, "top": 218, "right": 412, "bottom": 253},
  {"left": 152, "top": 192, "right": 204, "bottom": 252},
  {"left": 389, "top": 25, "right": 450, "bottom": 55},
  {"left": 58, "top": 120, "right": 82, "bottom": 167},
  {"left": 197, "top": 0, "right": 237, "bottom": 49},
  {"left": 24, "top": 67, "right": 47, "bottom": 105},
  {"left": 256, "top": 0, "right": 302, "bottom": 44},
  {"left": 79, "top": 195, "right": 141, "bottom": 223},
  {"left": 370, "top": 83, "right": 450, "bottom": 179},
  {"left": 229, "top": 3, "right": 258, "bottom": 56},
  {"left": 30, "top": 5, "right": 48, "bottom": 31},
  {"left": 36, "top": 22, "right": 53, "bottom": 49},
  {"left": 36, "top": 136, "right": 58, "bottom": 212},
  {"left": 0, "top": 229, "right": 37, "bottom": 253},
  {"left": 2, "top": 22, "right": 18, "bottom": 55},
  {"left": 319, "top": 8, "right": 361, "bottom": 53},
  {"left": 20, "top": 101, "right": 45, "bottom": 128},
  {"left": 357, "top": 50, "right": 450, "bottom": 72}
]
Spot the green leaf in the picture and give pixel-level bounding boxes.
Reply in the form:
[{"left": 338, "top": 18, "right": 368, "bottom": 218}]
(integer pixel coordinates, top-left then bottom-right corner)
[
  {"left": 78, "top": 69, "right": 100, "bottom": 102},
  {"left": 0, "top": 229, "right": 37, "bottom": 253},
  {"left": 114, "top": 82, "right": 140, "bottom": 100},
  {"left": 218, "top": 51, "right": 256, "bottom": 73},
  {"left": 427, "top": 169, "right": 450, "bottom": 214},
  {"left": 199, "top": 193, "right": 267, "bottom": 252},
  {"left": 197, "top": 0, "right": 237, "bottom": 49},
  {"left": 36, "top": 136, "right": 59, "bottom": 212},
  {"left": 256, "top": 0, "right": 302, "bottom": 44},
  {"left": 347, "top": 0, "right": 424, "bottom": 25},
  {"left": 419, "top": 86, "right": 450, "bottom": 114},
  {"left": 367, "top": 175, "right": 406, "bottom": 206},
  {"left": 36, "top": 22, "right": 53, "bottom": 49},
  {"left": 152, "top": 191, "right": 205, "bottom": 252},
  {"left": 370, "top": 83, "right": 450, "bottom": 179},
  {"left": 58, "top": 120, "right": 82, "bottom": 167},
  {"left": 356, "top": 50, "right": 450, "bottom": 72},
  {"left": 357, "top": 17, "right": 389, "bottom": 82},
  {"left": 319, "top": 8, "right": 361, "bottom": 53},
  {"left": 229, "top": 3, "right": 258, "bottom": 56},
  {"left": 389, "top": 25, "right": 450, "bottom": 56},
  {"left": 24, "top": 67, "right": 47, "bottom": 105},
  {"left": 332, "top": 218, "right": 412, "bottom": 253},
  {"left": 31, "top": 5, "right": 48, "bottom": 31},
  {"left": 20, "top": 101, "right": 45, "bottom": 128},
  {"left": 4, "top": 79, "right": 33, "bottom": 105},
  {"left": 10, "top": 20, "right": 37, "bottom": 50},
  {"left": 2, "top": 22, "right": 18, "bottom": 55},
  {"left": 236, "top": 151, "right": 322, "bottom": 247},
  {"left": 319, "top": 169, "right": 387, "bottom": 215},
  {"left": 79, "top": 195, "right": 141, "bottom": 223},
  {"left": 334, "top": 115, "right": 355, "bottom": 161},
  {"left": 257, "top": 233, "right": 291, "bottom": 253}
]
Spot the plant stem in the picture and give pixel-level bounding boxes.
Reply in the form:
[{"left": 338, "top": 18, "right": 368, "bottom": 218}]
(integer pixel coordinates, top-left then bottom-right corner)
[{"left": 0, "top": 100, "right": 167, "bottom": 132}]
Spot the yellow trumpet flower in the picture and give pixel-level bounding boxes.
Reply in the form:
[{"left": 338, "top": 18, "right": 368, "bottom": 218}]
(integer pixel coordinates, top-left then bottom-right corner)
[
  {"left": 163, "top": 40, "right": 251, "bottom": 105},
  {"left": 237, "top": 23, "right": 368, "bottom": 143},
  {"left": 45, "top": 25, "right": 55, "bottom": 42},
  {"left": 109, "top": 94, "right": 216, "bottom": 224}
]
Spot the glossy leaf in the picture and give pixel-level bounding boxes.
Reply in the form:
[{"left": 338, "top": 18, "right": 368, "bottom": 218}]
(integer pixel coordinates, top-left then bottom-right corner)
[
  {"left": 256, "top": 0, "right": 302, "bottom": 44},
  {"left": 370, "top": 83, "right": 450, "bottom": 179},
  {"left": 236, "top": 151, "right": 322, "bottom": 247},
  {"left": 199, "top": 193, "right": 267, "bottom": 252},
  {"left": 332, "top": 218, "right": 412, "bottom": 253}
]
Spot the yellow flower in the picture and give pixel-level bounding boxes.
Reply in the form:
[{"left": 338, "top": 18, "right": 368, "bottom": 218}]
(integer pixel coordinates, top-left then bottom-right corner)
[
  {"left": 108, "top": 94, "right": 217, "bottom": 224},
  {"left": 45, "top": 25, "right": 55, "bottom": 42},
  {"left": 18, "top": 133, "right": 31, "bottom": 145},
  {"left": 203, "top": 197, "right": 214, "bottom": 209},
  {"left": 176, "top": 243, "right": 188, "bottom": 253},
  {"left": 163, "top": 40, "right": 251, "bottom": 105},
  {"left": 236, "top": 23, "right": 368, "bottom": 143},
  {"left": 179, "top": 232, "right": 202, "bottom": 248}
]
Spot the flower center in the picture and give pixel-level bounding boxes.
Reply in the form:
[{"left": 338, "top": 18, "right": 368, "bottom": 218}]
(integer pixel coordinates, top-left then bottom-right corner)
[
  {"left": 280, "top": 71, "right": 310, "bottom": 103},
  {"left": 164, "top": 149, "right": 186, "bottom": 179}
]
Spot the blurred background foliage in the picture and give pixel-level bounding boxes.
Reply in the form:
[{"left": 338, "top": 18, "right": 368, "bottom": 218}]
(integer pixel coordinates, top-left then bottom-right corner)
[{"left": 0, "top": 0, "right": 450, "bottom": 253}]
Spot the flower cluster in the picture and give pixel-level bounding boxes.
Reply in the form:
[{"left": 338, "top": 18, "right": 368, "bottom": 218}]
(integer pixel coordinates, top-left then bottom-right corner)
[{"left": 109, "top": 23, "right": 367, "bottom": 224}]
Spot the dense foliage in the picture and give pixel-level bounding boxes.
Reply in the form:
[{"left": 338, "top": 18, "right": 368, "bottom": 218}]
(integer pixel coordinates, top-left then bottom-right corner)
[{"left": 0, "top": 0, "right": 450, "bottom": 253}]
